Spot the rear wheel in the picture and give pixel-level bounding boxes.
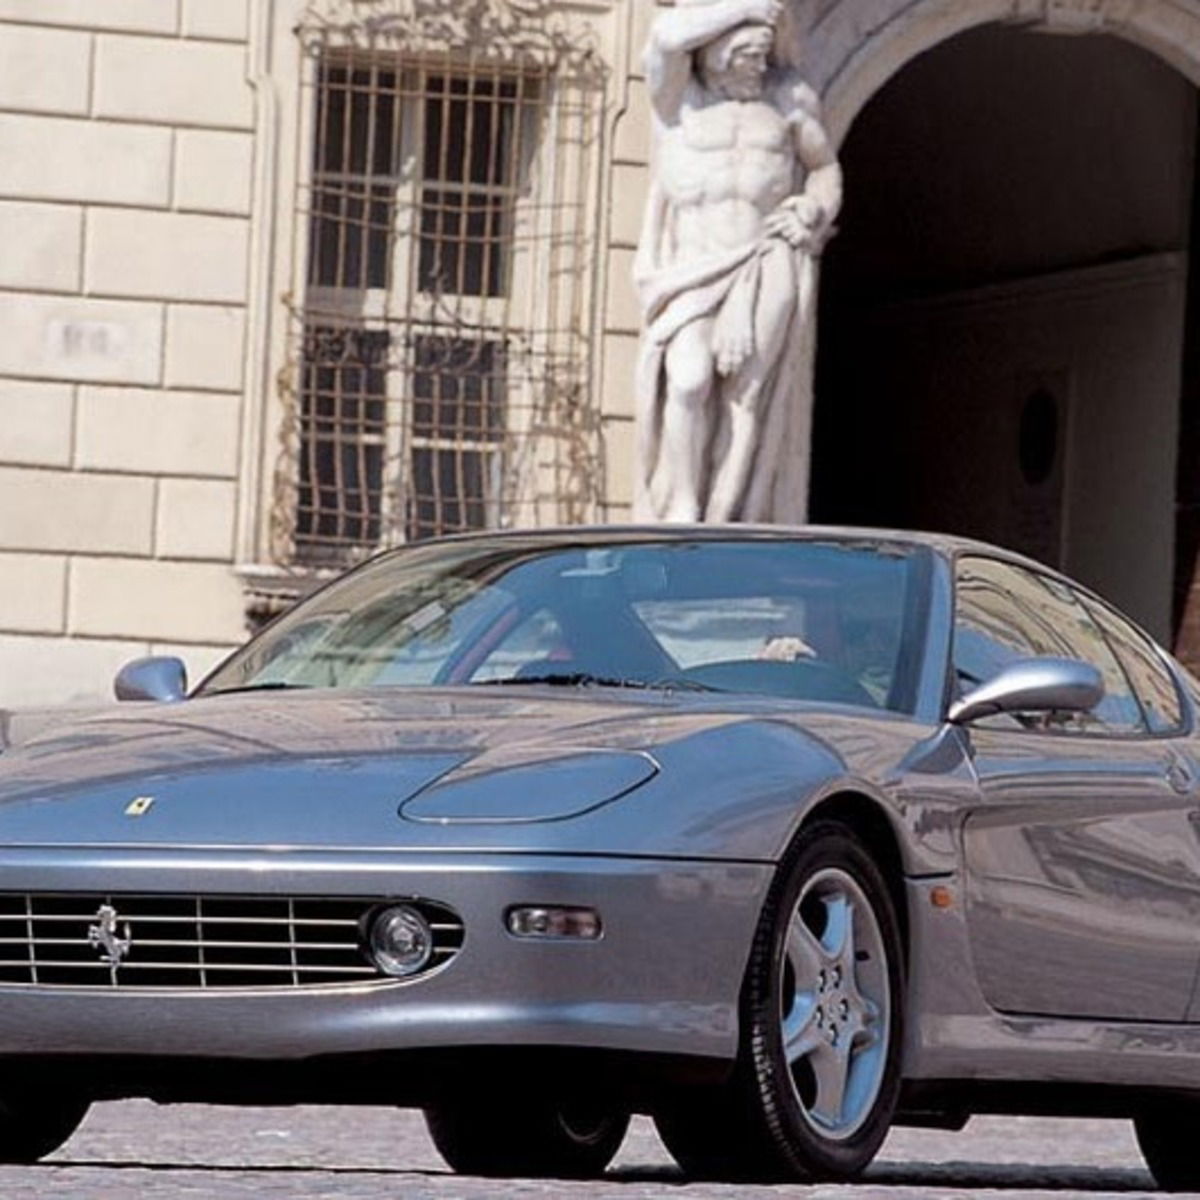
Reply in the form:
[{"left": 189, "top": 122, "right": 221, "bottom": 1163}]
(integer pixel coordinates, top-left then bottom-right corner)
[
  {"left": 655, "top": 820, "right": 903, "bottom": 1181},
  {"left": 0, "top": 1092, "right": 89, "bottom": 1163},
  {"left": 424, "top": 1100, "right": 629, "bottom": 1178},
  {"left": 1135, "top": 1102, "right": 1200, "bottom": 1191}
]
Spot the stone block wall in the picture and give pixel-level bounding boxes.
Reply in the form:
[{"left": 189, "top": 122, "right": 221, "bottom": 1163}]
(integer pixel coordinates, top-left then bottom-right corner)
[
  {"left": 0, "top": 2, "right": 252, "bottom": 705},
  {"left": 598, "top": 1, "right": 659, "bottom": 521}
]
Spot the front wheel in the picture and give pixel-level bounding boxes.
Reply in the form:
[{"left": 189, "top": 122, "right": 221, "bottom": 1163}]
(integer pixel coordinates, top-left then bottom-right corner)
[
  {"left": 424, "top": 1100, "right": 629, "bottom": 1178},
  {"left": 0, "top": 1092, "right": 89, "bottom": 1163},
  {"left": 655, "top": 820, "right": 904, "bottom": 1181}
]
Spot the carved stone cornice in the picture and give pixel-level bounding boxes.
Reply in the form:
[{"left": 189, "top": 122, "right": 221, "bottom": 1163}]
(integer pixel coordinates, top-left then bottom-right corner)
[
  {"left": 1007, "top": 0, "right": 1139, "bottom": 34},
  {"left": 299, "top": 0, "right": 603, "bottom": 70}
]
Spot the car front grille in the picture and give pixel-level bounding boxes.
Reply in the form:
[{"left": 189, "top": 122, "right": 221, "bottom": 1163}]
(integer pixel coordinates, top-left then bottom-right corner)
[{"left": 0, "top": 894, "right": 464, "bottom": 989}]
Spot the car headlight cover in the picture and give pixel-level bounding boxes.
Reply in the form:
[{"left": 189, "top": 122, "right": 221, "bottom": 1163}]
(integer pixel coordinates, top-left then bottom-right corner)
[{"left": 367, "top": 904, "right": 434, "bottom": 976}]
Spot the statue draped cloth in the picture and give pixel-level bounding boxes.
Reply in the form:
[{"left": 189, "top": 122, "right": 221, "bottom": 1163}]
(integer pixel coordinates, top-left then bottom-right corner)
[{"left": 633, "top": 177, "right": 817, "bottom": 525}]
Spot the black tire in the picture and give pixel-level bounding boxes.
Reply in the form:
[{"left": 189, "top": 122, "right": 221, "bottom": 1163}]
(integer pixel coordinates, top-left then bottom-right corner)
[
  {"left": 1135, "top": 1102, "right": 1200, "bottom": 1191},
  {"left": 655, "top": 819, "right": 904, "bottom": 1182},
  {"left": 424, "top": 1100, "right": 629, "bottom": 1178},
  {"left": 0, "top": 1092, "right": 89, "bottom": 1163}
]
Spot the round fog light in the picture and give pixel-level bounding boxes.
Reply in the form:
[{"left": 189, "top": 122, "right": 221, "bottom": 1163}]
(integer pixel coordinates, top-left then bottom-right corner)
[{"left": 368, "top": 904, "right": 434, "bottom": 976}]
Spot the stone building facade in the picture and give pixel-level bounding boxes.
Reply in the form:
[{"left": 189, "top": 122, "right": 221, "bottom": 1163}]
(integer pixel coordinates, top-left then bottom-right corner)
[{"left": 3, "top": 0, "right": 1200, "bottom": 706}]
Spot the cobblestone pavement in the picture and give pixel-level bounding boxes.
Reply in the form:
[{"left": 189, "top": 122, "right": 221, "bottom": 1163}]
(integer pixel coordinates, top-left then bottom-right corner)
[{"left": 0, "top": 1102, "right": 1187, "bottom": 1199}]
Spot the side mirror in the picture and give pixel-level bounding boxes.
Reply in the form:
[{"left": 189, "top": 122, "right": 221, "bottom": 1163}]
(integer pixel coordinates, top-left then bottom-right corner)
[
  {"left": 948, "top": 657, "right": 1104, "bottom": 725},
  {"left": 114, "top": 656, "right": 188, "bottom": 703}
]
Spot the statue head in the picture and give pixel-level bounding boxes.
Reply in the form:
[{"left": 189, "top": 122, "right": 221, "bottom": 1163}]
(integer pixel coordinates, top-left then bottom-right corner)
[{"left": 698, "top": 22, "right": 775, "bottom": 100}]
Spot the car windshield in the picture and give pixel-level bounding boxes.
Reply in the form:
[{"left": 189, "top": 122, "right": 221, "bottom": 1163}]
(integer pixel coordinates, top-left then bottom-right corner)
[{"left": 200, "top": 538, "right": 931, "bottom": 713}]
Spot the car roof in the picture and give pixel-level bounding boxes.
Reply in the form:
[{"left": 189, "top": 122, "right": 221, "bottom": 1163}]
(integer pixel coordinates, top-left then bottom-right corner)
[{"left": 400, "top": 522, "right": 1044, "bottom": 567}]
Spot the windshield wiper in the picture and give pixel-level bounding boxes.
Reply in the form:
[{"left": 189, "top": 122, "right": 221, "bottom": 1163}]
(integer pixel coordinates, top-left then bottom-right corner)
[
  {"left": 474, "top": 672, "right": 644, "bottom": 689},
  {"left": 473, "top": 673, "right": 723, "bottom": 693},
  {"left": 199, "top": 682, "right": 315, "bottom": 697}
]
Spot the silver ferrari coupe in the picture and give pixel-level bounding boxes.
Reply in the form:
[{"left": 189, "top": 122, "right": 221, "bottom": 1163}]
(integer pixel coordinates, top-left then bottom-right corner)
[{"left": 0, "top": 526, "right": 1197, "bottom": 1186}]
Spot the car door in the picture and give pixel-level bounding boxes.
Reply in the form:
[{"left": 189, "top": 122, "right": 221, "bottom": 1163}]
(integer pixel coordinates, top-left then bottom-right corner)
[{"left": 955, "top": 556, "right": 1200, "bottom": 1022}]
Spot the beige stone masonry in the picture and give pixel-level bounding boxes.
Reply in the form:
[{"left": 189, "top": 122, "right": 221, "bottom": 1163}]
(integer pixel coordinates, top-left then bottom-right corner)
[
  {"left": 628, "top": 1, "right": 664, "bottom": 79},
  {"left": 70, "top": 557, "right": 246, "bottom": 644},
  {"left": 0, "top": 114, "right": 171, "bottom": 207},
  {"left": 175, "top": 130, "right": 253, "bottom": 216},
  {"left": 0, "top": 200, "right": 82, "bottom": 292},
  {"left": 0, "top": 24, "right": 90, "bottom": 116},
  {"left": 155, "top": 478, "right": 237, "bottom": 561},
  {"left": 0, "top": 293, "right": 163, "bottom": 385},
  {"left": 0, "top": 466, "right": 154, "bottom": 555},
  {"left": 605, "top": 246, "right": 641, "bottom": 335},
  {"left": 165, "top": 304, "right": 245, "bottom": 392},
  {"left": 182, "top": 0, "right": 249, "bottom": 42},
  {"left": 76, "top": 387, "right": 241, "bottom": 478},
  {"left": 0, "top": 633, "right": 149, "bottom": 707},
  {"left": 609, "top": 162, "right": 648, "bottom": 249},
  {"left": 602, "top": 415, "right": 635, "bottom": 509},
  {"left": 0, "top": 380, "right": 74, "bottom": 468},
  {"left": 94, "top": 35, "right": 252, "bottom": 130},
  {"left": 613, "top": 78, "right": 650, "bottom": 164},
  {"left": 0, "top": 2, "right": 177, "bottom": 35},
  {"left": 85, "top": 209, "right": 248, "bottom": 304},
  {"left": 0, "top": 553, "right": 67, "bottom": 635},
  {"left": 601, "top": 333, "right": 639, "bottom": 419}
]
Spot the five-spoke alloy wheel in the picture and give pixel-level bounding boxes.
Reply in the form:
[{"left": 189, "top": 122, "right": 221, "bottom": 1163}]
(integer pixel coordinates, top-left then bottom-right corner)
[
  {"left": 781, "top": 864, "right": 891, "bottom": 1141},
  {"left": 655, "top": 819, "right": 903, "bottom": 1181}
]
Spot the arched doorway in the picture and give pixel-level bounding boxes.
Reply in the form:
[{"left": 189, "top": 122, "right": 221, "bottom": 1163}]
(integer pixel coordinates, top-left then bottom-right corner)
[{"left": 811, "top": 21, "right": 1200, "bottom": 651}]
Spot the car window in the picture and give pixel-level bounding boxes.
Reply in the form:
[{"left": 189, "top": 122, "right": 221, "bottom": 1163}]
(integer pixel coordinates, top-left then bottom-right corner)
[
  {"left": 1082, "top": 597, "right": 1185, "bottom": 734},
  {"left": 470, "top": 609, "right": 567, "bottom": 682},
  {"left": 202, "top": 538, "right": 931, "bottom": 712},
  {"left": 953, "top": 557, "right": 1143, "bottom": 734},
  {"left": 633, "top": 587, "right": 904, "bottom": 708}
]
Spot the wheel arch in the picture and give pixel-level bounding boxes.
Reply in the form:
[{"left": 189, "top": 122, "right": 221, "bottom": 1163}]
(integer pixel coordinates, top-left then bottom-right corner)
[{"left": 795, "top": 791, "right": 910, "bottom": 967}]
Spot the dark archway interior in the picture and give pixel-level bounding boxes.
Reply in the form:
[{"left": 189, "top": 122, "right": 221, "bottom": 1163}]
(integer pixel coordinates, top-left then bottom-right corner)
[{"left": 813, "top": 24, "right": 1199, "bottom": 644}]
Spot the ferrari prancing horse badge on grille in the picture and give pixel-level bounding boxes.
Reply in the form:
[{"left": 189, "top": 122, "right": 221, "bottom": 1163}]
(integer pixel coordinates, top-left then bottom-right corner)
[{"left": 88, "top": 904, "right": 132, "bottom": 982}]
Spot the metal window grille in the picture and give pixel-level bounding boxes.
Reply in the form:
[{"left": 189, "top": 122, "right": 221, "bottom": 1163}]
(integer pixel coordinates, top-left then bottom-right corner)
[{"left": 275, "top": 10, "right": 607, "bottom": 570}]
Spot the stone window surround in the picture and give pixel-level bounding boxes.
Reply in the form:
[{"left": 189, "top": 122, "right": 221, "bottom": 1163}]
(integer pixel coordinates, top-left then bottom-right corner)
[{"left": 234, "top": 0, "right": 624, "bottom": 625}]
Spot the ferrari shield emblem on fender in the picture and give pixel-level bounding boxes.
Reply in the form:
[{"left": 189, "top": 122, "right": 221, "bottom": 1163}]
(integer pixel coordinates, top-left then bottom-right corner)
[{"left": 124, "top": 795, "right": 154, "bottom": 817}]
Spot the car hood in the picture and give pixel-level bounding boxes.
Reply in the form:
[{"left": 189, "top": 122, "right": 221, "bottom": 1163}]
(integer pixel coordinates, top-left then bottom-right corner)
[{"left": 0, "top": 687, "right": 766, "bottom": 848}]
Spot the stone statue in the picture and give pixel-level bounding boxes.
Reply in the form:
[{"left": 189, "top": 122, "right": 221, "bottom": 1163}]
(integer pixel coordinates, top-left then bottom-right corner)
[{"left": 633, "top": 0, "right": 841, "bottom": 523}]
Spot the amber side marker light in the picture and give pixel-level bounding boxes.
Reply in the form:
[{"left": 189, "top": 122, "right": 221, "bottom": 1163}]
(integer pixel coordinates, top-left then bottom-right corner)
[
  {"left": 506, "top": 906, "right": 602, "bottom": 940},
  {"left": 930, "top": 885, "right": 955, "bottom": 910}
]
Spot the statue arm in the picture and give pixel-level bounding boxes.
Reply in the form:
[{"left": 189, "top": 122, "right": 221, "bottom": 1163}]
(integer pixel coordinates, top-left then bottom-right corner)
[
  {"left": 795, "top": 107, "right": 842, "bottom": 227},
  {"left": 644, "top": 0, "right": 782, "bottom": 123},
  {"left": 761, "top": 82, "right": 843, "bottom": 251}
]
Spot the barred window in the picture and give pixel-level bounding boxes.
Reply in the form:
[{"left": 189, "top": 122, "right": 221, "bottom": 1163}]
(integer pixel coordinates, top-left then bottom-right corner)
[
  {"left": 418, "top": 74, "right": 527, "bottom": 299},
  {"left": 293, "top": 61, "right": 536, "bottom": 565},
  {"left": 410, "top": 336, "right": 506, "bottom": 539},
  {"left": 276, "top": 18, "right": 605, "bottom": 573}
]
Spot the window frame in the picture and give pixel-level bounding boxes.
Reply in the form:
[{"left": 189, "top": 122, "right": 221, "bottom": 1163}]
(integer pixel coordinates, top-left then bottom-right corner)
[
  {"left": 1076, "top": 590, "right": 1192, "bottom": 739},
  {"left": 235, "top": 0, "right": 612, "bottom": 613},
  {"left": 948, "top": 553, "right": 1157, "bottom": 741},
  {"left": 297, "top": 57, "right": 546, "bottom": 559}
]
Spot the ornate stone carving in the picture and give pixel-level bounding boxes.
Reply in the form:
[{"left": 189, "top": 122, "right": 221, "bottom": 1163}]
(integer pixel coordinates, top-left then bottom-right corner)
[
  {"left": 1008, "top": 0, "right": 1138, "bottom": 34},
  {"left": 633, "top": 0, "right": 842, "bottom": 524},
  {"left": 299, "top": 0, "right": 600, "bottom": 67}
]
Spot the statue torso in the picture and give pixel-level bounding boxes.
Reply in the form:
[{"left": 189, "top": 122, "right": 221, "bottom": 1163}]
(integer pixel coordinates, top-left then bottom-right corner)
[{"left": 658, "top": 81, "right": 797, "bottom": 260}]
